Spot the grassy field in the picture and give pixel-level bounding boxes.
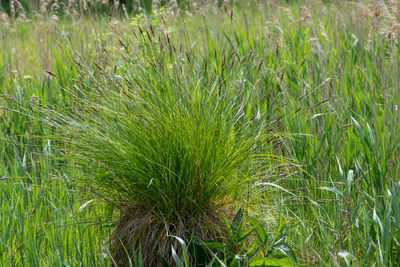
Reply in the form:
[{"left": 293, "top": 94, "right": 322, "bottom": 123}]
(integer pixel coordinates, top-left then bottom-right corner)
[{"left": 1, "top": 0, "right": 400, "bottom": 266}]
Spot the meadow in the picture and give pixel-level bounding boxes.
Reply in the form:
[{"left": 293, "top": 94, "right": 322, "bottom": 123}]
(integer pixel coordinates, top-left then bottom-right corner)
[{"left": 1, "top": 0, "right": 400, "bottom": 266}]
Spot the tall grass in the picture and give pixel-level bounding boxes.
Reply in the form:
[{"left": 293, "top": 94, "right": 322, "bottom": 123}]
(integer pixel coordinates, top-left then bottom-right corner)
[{"left": 1, "top": 0, "right": 400, "bottom": 265}]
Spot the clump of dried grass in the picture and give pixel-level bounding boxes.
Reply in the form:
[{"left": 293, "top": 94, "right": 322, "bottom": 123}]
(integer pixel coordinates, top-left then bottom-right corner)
[{"left": 111, "top": 204, "right": 233, "bottom": 266}]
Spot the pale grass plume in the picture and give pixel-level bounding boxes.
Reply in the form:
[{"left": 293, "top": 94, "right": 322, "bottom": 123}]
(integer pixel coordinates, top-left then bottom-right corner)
[
  {"left": 299, "top": 6, "right": 311, "bottom": 24},
  {"left": 290, "top": 6, "right": 311, "bottom": 26},
  {"left": 40, "top": 0, "right": 48, "bottom": 14},
  {"left": 0, "top": 11, "right": 10, "bottom": 23},
  {"left": 354, "top": 2, "right": 372, "bottom": 19},
  {"left": 10, "top": 0, "right": 16, "bottom": 19},
  {"left": 12, "top": 0, "right": 30, "bottom": 22},
  {"left": 51, "top": 0, "right": 61, "bottom": 13}
]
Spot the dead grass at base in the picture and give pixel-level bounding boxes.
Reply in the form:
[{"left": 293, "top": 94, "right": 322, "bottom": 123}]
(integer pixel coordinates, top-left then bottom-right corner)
[{"left": 111, "top": 205, "right": 235, "bottom": 266}]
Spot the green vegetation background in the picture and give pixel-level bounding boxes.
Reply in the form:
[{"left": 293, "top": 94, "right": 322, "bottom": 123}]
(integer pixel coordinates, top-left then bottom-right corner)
[{"left": 1, "top": 0, "right": 400, "bottom": 266}]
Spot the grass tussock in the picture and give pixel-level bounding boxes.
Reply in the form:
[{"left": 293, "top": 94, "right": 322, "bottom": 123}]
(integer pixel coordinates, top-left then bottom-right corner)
[{"left": 36, "top": 17, "right": 273, "bottom": 264}]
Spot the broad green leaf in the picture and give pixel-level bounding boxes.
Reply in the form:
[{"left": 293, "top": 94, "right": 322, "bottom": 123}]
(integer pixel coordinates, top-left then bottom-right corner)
[
  {"left": 273, "top": 242, "right": 297, "bottom": 263},
  {"left": 202, "top": 241, "right": 225, "bottom": 252},
  {"left": 320, "top": 186, "right": 344, "bottom": 198},
  {"left": 247, "top": 216, "right": 268, "bottom": 244},
  {"left": 346, "top": 169, "right": 354, "bottom": 196},
  {"left": 336, "top": 156, "right": 343, "bottom": 179},
  {"left": 382, "top": 203, "right": 391, "bottom": 251},
  {"left": 231, "top": 207, "right": 244, "bottom": 233},
  {"left": 338, "top": 251, "right": 351, "bottom": 265},
  {"left": 351, "top": 199, "right": 361, "bottom": 225},
  {"left": 171, "top": 236, "right": 189, "bottom": 267},
  {"left": 224, "top": 217, "right": 234, "bottom": 240},
  {"left": 392, "top": 185, "right": 399, "bottom": 228},
  {"left": 246, "top": 242, "right": 259, "bottom": 259},
  {"left": 237, "top": 223, "right": 260, "bottom": 243},
  {"left": 373, "top": 207, "right": 383, "bottom": 233},
  {"left": 78, "top": 199, "right": 94, "bottom": 213},
  {"left": 171, "top": 245, "right": 184, "bottom": 267}
]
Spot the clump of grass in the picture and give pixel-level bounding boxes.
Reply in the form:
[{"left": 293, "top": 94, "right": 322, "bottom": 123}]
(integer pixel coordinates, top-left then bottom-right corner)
[
  {"left": 61, "top": 68, "right": 267, "bottom": 264},
  {"left": 40, "top": 19, "right": 272, "bottom": 265}
]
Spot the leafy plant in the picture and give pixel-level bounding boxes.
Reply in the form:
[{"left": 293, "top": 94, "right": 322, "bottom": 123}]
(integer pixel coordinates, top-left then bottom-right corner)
[{"left": 195, "top": 208, "right": 297, "bottom": 267}]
